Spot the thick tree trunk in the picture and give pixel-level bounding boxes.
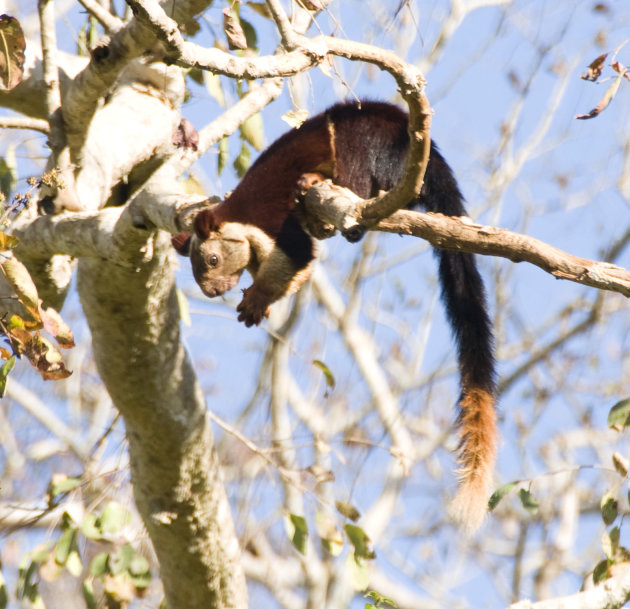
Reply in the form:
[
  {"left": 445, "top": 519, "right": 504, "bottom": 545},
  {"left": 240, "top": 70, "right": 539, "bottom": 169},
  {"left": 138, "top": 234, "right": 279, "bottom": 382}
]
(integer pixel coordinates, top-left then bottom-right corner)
[{"left": 77, "top": 223, "right": 248, "bottom": 609}]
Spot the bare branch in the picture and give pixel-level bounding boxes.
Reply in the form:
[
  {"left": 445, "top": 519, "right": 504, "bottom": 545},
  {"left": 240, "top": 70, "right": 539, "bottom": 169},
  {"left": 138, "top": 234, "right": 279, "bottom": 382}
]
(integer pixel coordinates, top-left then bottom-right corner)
[
  {"left": 142, "top": 78, "right": 284, "bottom": 190},
  {"left": 125, "top": 0, "right": 432, "bottom": 225},
  {"left": 206, "top": 409, "right": 302, "bottom": 489},
  {"left": 38, "top": 0, "right": 82, "bottom": 211},
  {"left": 38, "top": 0, "right": 62, "bottom": 115},
  {"left": 63, "top": 0, "right": 213, "bottom": 155},
  {"left": 378, "top": 210, "right": 630, "bottom": 297},
  {"left": 311, "top": 267, "right": 415, "bottom": 457},
  {"left": 264, "top": 0, "right": 296, "bottom": 48},
  {"left": 498, "top": 295, "right": 603, "bottom": 395},
  {"left": 12, "top": 207, "right": 128, "bottom": 263},
  {"left": 5, "top": 378, "right": 91, "bottom": 461},
  {"left": 0, "top": 116, "right": 49, "bottom": 132},
  {"left": 302, "top": 180, "right": 630, "bottom": 298},
  {"left": 77, "top": 0, "right": 124, "bottom": 32}
]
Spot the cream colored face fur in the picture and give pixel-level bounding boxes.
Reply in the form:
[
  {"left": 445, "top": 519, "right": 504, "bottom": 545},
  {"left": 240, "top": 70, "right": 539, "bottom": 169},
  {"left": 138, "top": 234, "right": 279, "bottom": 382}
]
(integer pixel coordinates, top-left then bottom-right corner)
[
  {"left": 188, "top": 220, "right": 313, "bottom": 326},
  {"left": 189, "top": 223, "right": 252, "bottom": 298}
]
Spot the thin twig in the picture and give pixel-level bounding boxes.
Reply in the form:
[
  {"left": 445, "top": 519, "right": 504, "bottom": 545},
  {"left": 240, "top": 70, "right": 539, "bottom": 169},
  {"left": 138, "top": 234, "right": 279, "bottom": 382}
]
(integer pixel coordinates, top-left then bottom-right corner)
[
  {"left": 77, "top": 0, "right": 124, "bottom": 32},
  {"left": 265, "top": 0, "right": 296, "bottom": 48}
]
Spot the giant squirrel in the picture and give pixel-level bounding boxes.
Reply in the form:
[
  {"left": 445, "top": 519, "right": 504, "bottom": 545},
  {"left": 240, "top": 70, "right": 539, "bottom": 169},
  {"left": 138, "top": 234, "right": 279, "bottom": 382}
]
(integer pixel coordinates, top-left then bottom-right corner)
[{"left": 174, "top": 101, "right": 497, "bottom": 531}]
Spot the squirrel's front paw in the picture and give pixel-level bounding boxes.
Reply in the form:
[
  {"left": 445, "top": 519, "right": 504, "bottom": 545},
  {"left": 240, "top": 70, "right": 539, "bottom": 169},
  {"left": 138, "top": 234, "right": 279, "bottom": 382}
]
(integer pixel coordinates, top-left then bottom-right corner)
[{"left": 236, "top": 287, "right": 271, "bottom": 327}]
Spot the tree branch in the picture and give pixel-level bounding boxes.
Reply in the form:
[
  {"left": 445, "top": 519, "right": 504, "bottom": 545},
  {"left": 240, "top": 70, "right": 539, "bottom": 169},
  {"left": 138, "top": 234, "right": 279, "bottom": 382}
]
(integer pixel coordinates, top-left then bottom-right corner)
[
  {"left": 378, "top": 210, "right": 630, "bottom": 298},
  {"left": 0, "top": 116, "right": 49, "bottom": 132},
  {"left": 38, "top": 0, "right": 82, "bottom": 211},
  {"left": 5, "top": 378, "right": 91, "bottom": 461},
  {"left": 38, "top": 0, "right": 62, "bottom": 115},
  {"left": 77, "top": 0, "right": 124, "bottom": 32},
  {"left": 508, "top": 566, "right": 630, "bottom": 609},
  {"left": 63, "top": 0, "right": 213, "bottom": 156},
  {"left": 73, "top": 205, "right": 248, "bottom": 609},
  {"left": 302, "top": 180, "right": 630, "bottom": 298},
  {"left": 125, "top": 0, "right": 432, "bottom": 227}
]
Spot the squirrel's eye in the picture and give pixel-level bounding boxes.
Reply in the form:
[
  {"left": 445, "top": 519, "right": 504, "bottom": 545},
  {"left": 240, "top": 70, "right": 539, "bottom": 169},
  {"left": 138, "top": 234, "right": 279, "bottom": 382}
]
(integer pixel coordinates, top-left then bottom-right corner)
[{"left": 209, "top": 254, "right": 219, "bottom": 267}]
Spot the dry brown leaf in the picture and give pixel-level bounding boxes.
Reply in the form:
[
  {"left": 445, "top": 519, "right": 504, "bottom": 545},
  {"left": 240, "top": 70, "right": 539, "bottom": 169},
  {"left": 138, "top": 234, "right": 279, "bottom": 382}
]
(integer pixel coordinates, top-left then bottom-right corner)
[
  {"left": 576, "top": 67, "right": 626, "bottom": 119},
  {"left": 223, "top": 8, "right": 248, "bottom": 50},
  {"left": 0, "top": 14, "right": 26, "bottom": 90},
  {"left": 581, "top": 52, "right": 607, "bottom": 81}
]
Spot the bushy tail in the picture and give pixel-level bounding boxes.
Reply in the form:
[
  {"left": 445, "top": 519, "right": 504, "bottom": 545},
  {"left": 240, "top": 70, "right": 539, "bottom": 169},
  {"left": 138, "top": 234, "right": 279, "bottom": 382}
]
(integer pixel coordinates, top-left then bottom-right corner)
[
  {"left": 328, "top": 105, "right": 498, "bottom": 530},
  {"left": 420, "top": 144, "right": 497, "bottom": 532},
  {"left": 449, "top": 387, "right": 497, "bottom": 532},
  {"left": 437, "top": 247, "right": 497, "bottom": 532}
]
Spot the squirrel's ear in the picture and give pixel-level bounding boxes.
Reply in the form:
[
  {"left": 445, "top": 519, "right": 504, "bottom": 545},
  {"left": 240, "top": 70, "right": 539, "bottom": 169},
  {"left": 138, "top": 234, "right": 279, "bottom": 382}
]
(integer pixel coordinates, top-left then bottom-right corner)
[
  {"left": 194, "top": 209, "right": 221, "bottom": 240},
  {"left": 171, "top": 233, "right": 192, "bottom": 256}
]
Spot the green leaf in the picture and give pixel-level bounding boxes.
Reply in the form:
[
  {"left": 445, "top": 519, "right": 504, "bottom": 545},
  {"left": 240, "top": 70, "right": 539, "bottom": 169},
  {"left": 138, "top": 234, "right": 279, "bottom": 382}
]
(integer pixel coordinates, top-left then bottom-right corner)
[
  {"left": 176, "top": 288, "right": 191, "bottom": 327},
  {"left": 203, "top": 71, "right": 225, "bottom": 107},
  {"left": 593, "top": 558, "right": 612, "bottom": 583},
  {"left": 601, "top": 492, "right": 618, "bottom": 526},
  {"left": 285, "top": 513, "right": 308, "bottom": 555},
  {"left": 81, "top": 513, "right": 103, "bottom": 540},
  {"left": 489, "top": 481, "right": 518, "bottom": 511},
  {"left": 50, "top": 475, "right": 81, "bottom": 499},
  {"left": 89, "top": 553, "right": 109, "bottom": 578},
  {"left": 82, "top": 578, "right": 97, "bottom": 609},
  {"left": 610, "top": 525, "right": 621, "bottom": 546},
  {"left": 55, "top": 527, "right": 78, "bottom": 566},
  {"left": 7, "top": 314, "right": 24, "bottom": 330},
  {"left": 313, "top": 360, "right": 336, "bottom": 391},
  {"left": 0, "top": 150, "right": 17, "bottom": 203},
  {"left": 246, "top": 1, "right": 272, "bottom": 19},
  {"left": 344, "top": 524, "right": 375, "bottom": 560},
  {"left": 518, "top": 489, "right": 539, "bottom": 515},
  {"left": 98, "top": 502, "right": 130, "bottom": 534},
  {"left": 0, "top": 356, "right": 15, "bottom": 397},
  {"left": 110, "top": 545, "right": 134, "bottom": 575},
  {"left": 602, "top": 526, "right": 620, "bottom": 560},
  {"left": 364, "top": 590, "right": 397, "bottom": 608},
  {"left": 233, "top": 142, "right": 251, "bottom": 178},
  {"left": 76, "top": 24, "right": 88, "bottom": 56},
  {"left": 240, "top": 113, "right": 264, "bottom": 151},
  {"left": 217, "top": 137, "right": 229, "bottom": 176},
  {"left": 65, "top": 551, "right": 82, "bottom": 577},
  {"left": 179, "top": 173, "right": 205, "bottom": 196},
  {"left": 608, "top": 399, "right": 630, "bottom": 431},
  {"left": 128, "top": 552, "right": 149, "bottom": 577},
  {"left": 128, "top": 552, "right": 152, "bottom": 589},
  {"left": 238, "top": 17, "right": 258, "bottom": 51},
  {"left": 0, "top": 564, "right": 8, "bottom": 609},
  {"left": 187, "top": 66, "right": 204, "bottom": 85},
  {"left": 315, "top": 512, "right": 344, "bottom": 556},
  {"left": 27, "top": 544, "right": 53, "bottom": 565},
  {"left": 17, "top": 549, "right": 48, "bottom": 609}
]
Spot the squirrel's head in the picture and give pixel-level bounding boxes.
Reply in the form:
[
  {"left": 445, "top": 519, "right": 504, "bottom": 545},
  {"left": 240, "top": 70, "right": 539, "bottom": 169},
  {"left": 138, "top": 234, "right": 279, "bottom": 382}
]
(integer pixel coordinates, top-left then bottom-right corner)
[{"left": 173, "top": 210, "right": 251, "bottom": 298}]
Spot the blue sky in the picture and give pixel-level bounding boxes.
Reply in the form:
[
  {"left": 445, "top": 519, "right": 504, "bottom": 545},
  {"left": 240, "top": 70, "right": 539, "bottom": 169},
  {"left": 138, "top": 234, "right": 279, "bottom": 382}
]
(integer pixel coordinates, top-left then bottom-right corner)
[{"left": 3, "top": 1, "right": 630, "bottom": 607}]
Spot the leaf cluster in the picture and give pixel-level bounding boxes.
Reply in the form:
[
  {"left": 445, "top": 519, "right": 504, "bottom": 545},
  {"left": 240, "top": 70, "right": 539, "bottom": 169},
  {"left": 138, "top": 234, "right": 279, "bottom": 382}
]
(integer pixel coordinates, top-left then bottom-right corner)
[{"left": 6, "top": 490, "right": 152, "bottom": 609}]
